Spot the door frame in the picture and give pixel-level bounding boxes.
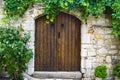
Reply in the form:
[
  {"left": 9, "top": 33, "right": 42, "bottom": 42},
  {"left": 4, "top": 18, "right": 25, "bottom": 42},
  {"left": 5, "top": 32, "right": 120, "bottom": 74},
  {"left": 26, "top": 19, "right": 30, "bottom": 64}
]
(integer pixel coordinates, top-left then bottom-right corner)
[{"left": 25, "top": 10, "right": 83, "bottom": 76}]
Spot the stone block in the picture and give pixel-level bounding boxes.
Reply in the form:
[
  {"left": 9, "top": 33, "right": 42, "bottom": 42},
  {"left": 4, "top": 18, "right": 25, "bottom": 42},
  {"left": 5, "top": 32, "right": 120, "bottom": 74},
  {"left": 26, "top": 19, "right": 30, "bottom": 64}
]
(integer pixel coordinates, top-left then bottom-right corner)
[
  {"left": 81, "top": 24, "right": 88, "bottom": 34},
  {"left": 26, "top": 42, "right": 34, "bottom": 49},
  {"left": 81, "top": 34, "right": 91, "bottom": 43},
  {"left": 81, "top": 44, "right": 93, "bottom": 49},
  {"left": 22, "top": 21, "right": 35, "bottom": 31},
  {"left": 108, "top": 50, "right": 118, "bottom": 54},
  {"left": 119, "top": 51, "right": 120, "bottom": 54},
  {"left": 92, "top": 19, "right": 97, "bottom": 25},
  {"left": 110, "top": 45, "right": 117, "bottom": 49},
  {"left": 81, "top": 58, "right": 86, "bottom": 68},
  {"left": 104, "top": 39, "right": 112, "bottom": 45},
  {"left": 81, "top": 69, "right": 86, "bottom": 73},
  {"left": 27, "top": 58, "right": 34, "bottom": 68},
  {"left": 98, "top": 48, "right": 108, "bottom": 54},
  {"left": 29, "top": 31, "right": 35, "bottom": 42},
  {"left": 94, "top": 28, "right": 105, "bottom": 34},
  {"left": 27, "top": 68, "right": 34, "bottom": 75},
  {"left": 81, "top": 49, "right": 87, "bottom": 57},
  {"left": 82, "top": 78, "right": 91, "bottom": 80},
  {"left": 106, "top": 56, "right": 112, "bottom": 63},
  {"left": 24, "top": 78, "right": 28, "bottom": 80},
  {"left": 86, "top": 60, "right": 92, "bottom": 68},
  {"left": 96, "top": 18, "right": 106, "bottom": 25},
  {"left": 88, "top": 52, "right": 96, "bottom": 56},
  {"left": 97, "top": 40, "right": 104, "bottom": 46},
  {"left": 88, "top": 49, "right": 96, "bottom": 56},
  {"left": 83, "top": 69, "right": 91, "bottom": 78},
  {"left": 107, "top": 64, "right": 113, "bottom": 69},
  {"left": 94, "top": 34, "right": 103, "bottom": 39},
  {"left": 96, "top": 55, "right": 105, "bottom": 63},
  {"left": 89, "top": 57, "right": 96, "bottom": 63},
  {"left": 23, "top": 15, "right": 34, "bottom": 21},
  {"left": 105, "top": 28, "right": 112, "bottom": 34},
  {"left": 104, "top": 35, "right": 111, "bottom": 39},
  {"left": 33, "top": 9, "right": 43, "bottom": 18},
  {"left": 95, "top": 77, "right": 101, "bottom": 80}
]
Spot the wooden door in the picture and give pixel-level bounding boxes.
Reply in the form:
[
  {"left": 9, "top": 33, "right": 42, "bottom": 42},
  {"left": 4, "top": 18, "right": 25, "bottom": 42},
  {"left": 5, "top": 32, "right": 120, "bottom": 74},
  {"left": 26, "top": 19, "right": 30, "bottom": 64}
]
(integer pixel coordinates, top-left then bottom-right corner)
[{"left": 35, "top": 12, "right": 81, "bottom": 71}]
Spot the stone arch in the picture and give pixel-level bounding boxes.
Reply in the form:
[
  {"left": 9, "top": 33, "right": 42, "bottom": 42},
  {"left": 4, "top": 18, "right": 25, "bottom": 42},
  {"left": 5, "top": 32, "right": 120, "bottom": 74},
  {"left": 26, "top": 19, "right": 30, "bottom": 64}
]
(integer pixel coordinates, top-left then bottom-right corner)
[{"left": 22, "top": 4, "right": 83, "bottom": 75}]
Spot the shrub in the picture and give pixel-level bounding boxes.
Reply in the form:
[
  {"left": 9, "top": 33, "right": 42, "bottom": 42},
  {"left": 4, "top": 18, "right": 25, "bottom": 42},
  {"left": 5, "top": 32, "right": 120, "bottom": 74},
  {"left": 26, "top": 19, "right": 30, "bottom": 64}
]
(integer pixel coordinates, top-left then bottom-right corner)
[
  {"left": 94, "top": 65, "right": 107, "bottom": 80},
  {"left": 0, "top": 26, "right": 33, "bottom": 80},
  {"left": 114, "top": 63, "right": 120, "bottom": 79}
]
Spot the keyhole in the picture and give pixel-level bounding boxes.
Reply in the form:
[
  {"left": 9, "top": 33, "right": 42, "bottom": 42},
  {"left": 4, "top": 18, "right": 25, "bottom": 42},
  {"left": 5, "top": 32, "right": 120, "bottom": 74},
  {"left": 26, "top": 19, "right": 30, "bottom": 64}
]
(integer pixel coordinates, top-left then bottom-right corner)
[
  {"left": 58, "top": 32, "right": 60, "bottom": 38},
  {"left": 61, "top": 23, "right": 64, "bottom": 28},
  {"left": 50, "top": 23, "right": 54, "bottom": 27}
]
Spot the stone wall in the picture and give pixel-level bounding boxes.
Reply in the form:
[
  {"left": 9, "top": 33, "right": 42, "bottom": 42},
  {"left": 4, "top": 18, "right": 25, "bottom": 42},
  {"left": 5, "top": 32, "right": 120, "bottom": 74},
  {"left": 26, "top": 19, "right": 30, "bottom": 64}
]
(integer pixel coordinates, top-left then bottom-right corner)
[{"left": 0, "top": 1, "right": 120, "bottom": 80}]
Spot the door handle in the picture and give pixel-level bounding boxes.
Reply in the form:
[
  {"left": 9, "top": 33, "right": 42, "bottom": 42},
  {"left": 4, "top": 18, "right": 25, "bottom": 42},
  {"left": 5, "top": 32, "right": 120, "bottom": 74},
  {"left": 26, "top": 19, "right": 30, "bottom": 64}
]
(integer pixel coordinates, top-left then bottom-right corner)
[{"left": 58, "top": 32, "right": 60, "bottom": 38}]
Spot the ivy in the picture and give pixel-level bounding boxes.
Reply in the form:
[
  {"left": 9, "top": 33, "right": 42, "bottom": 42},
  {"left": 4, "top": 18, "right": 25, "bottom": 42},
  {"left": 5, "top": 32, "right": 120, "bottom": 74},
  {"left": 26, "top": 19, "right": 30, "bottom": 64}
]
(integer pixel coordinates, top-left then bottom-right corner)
[
  {"left": 3, "top": 0, "right": 120, "bottom": 38},
  {"left": 42, "top": 0, "right": 74, "bottom": 22},
  {"left": 4, "top": 0, "right": 34, "bottom": 18},
  {"left": 0, "top": 26, "right": 33, "bottom": 80}
]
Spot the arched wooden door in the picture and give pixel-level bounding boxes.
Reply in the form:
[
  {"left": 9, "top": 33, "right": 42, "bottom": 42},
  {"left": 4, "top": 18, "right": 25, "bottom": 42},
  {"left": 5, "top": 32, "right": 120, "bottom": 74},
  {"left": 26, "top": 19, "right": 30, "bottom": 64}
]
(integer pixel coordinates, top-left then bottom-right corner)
[{"left": 35, "top": 12, "right": 81, "bottom": 71}]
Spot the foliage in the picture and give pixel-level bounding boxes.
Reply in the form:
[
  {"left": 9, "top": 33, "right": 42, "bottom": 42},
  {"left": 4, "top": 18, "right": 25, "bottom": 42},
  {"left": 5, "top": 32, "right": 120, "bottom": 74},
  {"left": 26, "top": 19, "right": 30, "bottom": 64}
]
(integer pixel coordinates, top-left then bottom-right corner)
[
  {"left": 114, "top": 63, "right": 120, "bottom": 79},
  {"left": 42, "top": 0, "right": 74, "bottom": 22},
  {"left": 4, "top": 0, "right": 34, "bottom": 18},
  {"left": 0, "top": 26, "right": 33, "bottom": 80},
  {"left": 3, "top": 0, "right": 120, "bottom": 38},
  {"left": 94, "top": 65, "right": 107, "bottom": 80},
  {"left": 111, "top": 0, "right": 120, "bottom": 38}
]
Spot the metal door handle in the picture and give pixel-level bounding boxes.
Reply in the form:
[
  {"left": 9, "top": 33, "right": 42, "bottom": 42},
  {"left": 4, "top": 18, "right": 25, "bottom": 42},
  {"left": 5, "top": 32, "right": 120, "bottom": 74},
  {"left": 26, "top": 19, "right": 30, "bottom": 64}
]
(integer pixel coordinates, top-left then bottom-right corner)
[{"left": 58, "top": 32, "right": 60, "bottom": 38}]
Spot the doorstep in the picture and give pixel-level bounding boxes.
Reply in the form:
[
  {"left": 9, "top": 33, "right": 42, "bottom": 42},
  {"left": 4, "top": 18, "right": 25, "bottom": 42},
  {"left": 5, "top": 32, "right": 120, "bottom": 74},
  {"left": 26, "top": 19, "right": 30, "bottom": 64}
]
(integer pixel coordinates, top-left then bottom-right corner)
[{"left": 32, "top": 72, "right": 81, "bottom": 79}]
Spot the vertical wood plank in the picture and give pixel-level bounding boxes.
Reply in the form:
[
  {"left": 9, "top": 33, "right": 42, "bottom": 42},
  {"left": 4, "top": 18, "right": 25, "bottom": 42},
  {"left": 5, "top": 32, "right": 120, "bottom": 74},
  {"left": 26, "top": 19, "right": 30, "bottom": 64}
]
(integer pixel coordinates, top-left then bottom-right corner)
[
  {"left": 64, "top": 13, "right": 68, "bottom": 71},
  {"left": 48, "top": 22, "right": 51, "bottom": 71},
  {"left": 71, "top": 17, "right": 75, "bottom": 70},
  {"left": 59, "top": 14, "right": 62, "bottom": 70},
  {"left": 77, "top": 19, "right": 81, "bottom": 70},
  {"left": 38, "top": 19, "right": 42, "bottom": 71},
  {"left": 61, "top": 13, "right": 64, "bottom": 71},
  {"left": 40, "top": 18, "right": 43, "bottom": 71}
]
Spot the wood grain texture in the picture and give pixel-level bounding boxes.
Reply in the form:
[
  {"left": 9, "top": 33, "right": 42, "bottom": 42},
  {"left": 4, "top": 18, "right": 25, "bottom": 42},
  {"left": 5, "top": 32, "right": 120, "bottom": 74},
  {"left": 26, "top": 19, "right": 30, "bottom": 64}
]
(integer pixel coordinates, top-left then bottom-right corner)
[{"left": 35, "top": 12, "right": 81, "bottom": 71}]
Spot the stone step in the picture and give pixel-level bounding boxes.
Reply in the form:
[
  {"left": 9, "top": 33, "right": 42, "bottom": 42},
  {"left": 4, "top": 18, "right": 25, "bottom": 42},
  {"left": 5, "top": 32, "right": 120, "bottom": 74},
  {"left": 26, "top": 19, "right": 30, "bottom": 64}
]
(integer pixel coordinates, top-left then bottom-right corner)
[
  {"left": 32, "top": 72, "right": 81, "bottom": 79},
  {"left": 23, "top": 72, "right": 81, "bottom": 80}
]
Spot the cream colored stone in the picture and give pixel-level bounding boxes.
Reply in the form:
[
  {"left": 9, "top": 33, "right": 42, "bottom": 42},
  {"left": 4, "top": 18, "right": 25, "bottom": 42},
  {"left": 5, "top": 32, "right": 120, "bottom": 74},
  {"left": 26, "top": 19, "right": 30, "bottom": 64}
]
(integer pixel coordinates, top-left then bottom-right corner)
[
  {"left": 86, "top": 59, "right": 92, "bottom": 68},
  {"left": 109, "top": 50, "right": 118, "bottom": 54},
  {"left": 106, "top": 56, "right": 112, "bottom": 63},
  {"left": 110, "top": 45, "right": 117, "bottom": 49},
  {"left": 97, "top": 40, "right": 104, "bottom": 46},
  {"left": 98, "top": 48, "right": 108, "bottom": 54},
  {"left": 81, "top": 24, "right": 88, "bottom": 34},
  {"left": 81, "top": 34, "right": 91, "bottom": 43},
  {"left": 96, "top": 56, "right": 105, "bottom": 63},
  {"left": 106, "top": 64, "right": 113, "bottom": 69},
  {"left": 81, "top": 58, "right": 86, "bottom": 68},
  {"left": 88, "top": 49, "right": 96, "bottom": 56},
  {"left": 81, "top": 69, "right": 86, "bottom": 73},
  {"left": 81, "top": 49, "right": 87, "bottom": 57},
  {"left": 94, "top": 34, "right": 103, "bottom": 39}
]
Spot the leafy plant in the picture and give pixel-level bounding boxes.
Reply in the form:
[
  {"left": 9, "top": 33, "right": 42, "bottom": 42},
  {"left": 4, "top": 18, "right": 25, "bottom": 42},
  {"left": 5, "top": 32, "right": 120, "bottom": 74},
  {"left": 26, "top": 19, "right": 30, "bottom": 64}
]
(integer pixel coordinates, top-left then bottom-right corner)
[
  {"left": 0, "top": 26, "right": 33, "bottom": 80},
  {"left": 114, "top": 63, "right": 120, "bottom": 80},
  {"left": 94, "top": 65, "right": 107, "bottom": 80},
  {"left": 42, "top": 0, "right": 74, "bottom": 22},
  {"left": 4, "top": 0, "right": 34, "bottom": 18}
]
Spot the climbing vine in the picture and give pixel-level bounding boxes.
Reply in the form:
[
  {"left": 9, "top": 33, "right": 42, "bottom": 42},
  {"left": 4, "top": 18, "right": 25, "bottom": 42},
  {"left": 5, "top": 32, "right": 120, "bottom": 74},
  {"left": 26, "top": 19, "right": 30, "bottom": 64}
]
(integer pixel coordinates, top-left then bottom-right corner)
[{"left": 3, "top": 0, "right": 120, "bottom": 38}]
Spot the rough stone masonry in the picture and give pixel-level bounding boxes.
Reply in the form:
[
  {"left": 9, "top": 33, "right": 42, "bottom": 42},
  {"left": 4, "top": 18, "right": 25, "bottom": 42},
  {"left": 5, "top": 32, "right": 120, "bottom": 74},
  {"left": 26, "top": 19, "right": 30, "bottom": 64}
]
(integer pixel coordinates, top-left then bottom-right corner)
[{"left": 0, "top": 1, "right": 120, "bottom": 80}]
